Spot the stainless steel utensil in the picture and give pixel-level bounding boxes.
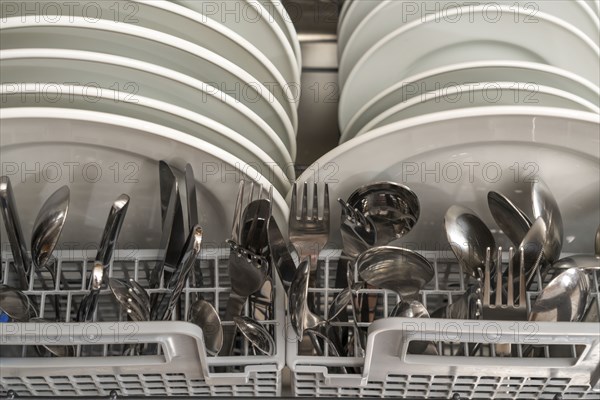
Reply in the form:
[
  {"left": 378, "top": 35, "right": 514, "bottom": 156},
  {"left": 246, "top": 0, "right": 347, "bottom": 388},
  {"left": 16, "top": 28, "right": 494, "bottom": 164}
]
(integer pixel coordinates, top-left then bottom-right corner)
[
  {"left": 481, "top": 247, "right": 527, "bottom": 356},
  {"left": 0, "top": 176, "right": 31, "bottom": 290},
  {"left": 108, "top": 277, "right": 149, "bottom": 322},
  {"left": 30, "top": 317, "right": 76, "bottom": 357},
  {"left": 161, "top": 225, "right": 203, "bottom": 321},
  {"left": 149, "top": 161, "right": 185, "bottom": 317},
  {"left": 233, "top": 316, "right": 274, "bottom": 356},
  {"left": 78, "top": 194, "right": 130, "bottom": 322},
  {"left": 445, "top": 205, "right": 496, "bottom": 278},
  {"left": 551, "top": 254, "right": 600, "bottom": 271},
  {"left": 346, "top": 182, "right": 419, "bottom": 245},
  {"left": 595, "top": 225, "right": 600, "bottom": 257},
  {"left": 389, "top": 300, "right": 433, "bottom": 354},
  {"left": 31, "top": 185, "right": 70, "bottom": 321},
  {"left": 531, "top": 178, "right": 563, "bottom": 264},
  {"left": 0, "top": 284, "right": 34, "bottom": 322},
  {"left": 356, "top": 246, "right": 434, "bottom": 299},
  {"left": 267, "top": 217, "right": 296, "bottom": 292},
  {"left": 184, "top": 163, "right": 202, "bottom": 295},
  {"left": 288, "top": 182, "right": 330, "bottom": 292},
  {"left": 529, "top": 267, "right": 589, "bottom": 322},
  {"left": 487, "top": 190, "right": 532, "bottom": 247},
  {"left": 188, "top": 297, "right": 223, "bottom": 356},
  {"left": 289, "top": 258, "right": 323, "bottom": 339},
  {"left": 338, "top": 199, "right": 376, "bottom": 258}
]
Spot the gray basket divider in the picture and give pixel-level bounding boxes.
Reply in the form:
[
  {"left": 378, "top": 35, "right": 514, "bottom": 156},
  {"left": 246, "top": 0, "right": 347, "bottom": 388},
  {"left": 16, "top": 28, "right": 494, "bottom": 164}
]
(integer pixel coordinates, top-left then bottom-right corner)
[{"left": 296, "top": 318, "right": 600, "bottom": 389}]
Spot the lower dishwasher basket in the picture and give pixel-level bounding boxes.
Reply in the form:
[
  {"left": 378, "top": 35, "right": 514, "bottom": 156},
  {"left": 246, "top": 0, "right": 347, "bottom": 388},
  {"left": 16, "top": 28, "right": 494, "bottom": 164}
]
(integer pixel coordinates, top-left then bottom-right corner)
[
  {"left": 287, "top": 250, "right": 600, "bottom": 399},
  {"left": 0, "top": 249, "right": 285, "bottom": 397}
]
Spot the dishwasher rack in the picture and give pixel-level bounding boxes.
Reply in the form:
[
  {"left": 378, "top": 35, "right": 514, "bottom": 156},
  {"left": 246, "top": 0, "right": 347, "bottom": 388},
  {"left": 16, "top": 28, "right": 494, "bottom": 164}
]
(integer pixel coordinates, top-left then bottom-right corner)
[
  {"left": 0, "top": 249, "right": 285, "bottom": 397},
  {"left": 287, "top": 250, "right": 600, "bottom": 399}
]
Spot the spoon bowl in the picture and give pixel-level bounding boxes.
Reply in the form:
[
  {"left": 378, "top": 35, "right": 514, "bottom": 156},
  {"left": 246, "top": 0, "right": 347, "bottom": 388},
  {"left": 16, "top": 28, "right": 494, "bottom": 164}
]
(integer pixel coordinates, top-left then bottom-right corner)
[
  {"left": 356, "top": 246, "right": 434, "bottom": 298},
  {"left": 390, "top": 300, "right": 432, "bottom": 354},
  {"left": 189, "top": 298, "right": 223, "bottom": 356},
  {"left": 531, "top": 178, "right": 563, "bottom": 264},
  {"left": 529, "top": 268, "right": 589, "bottom": 322},
  {"left": 0, "top": 284, "right": 34, "bottom": 322},
  {"left": 487, "top": 191, "right": 532, "bottom": 247},
  {"left": 347, "top": 182, "right": 419, "bottom": 245},
  {"left": 233, "top": 316, "right": 274, "bottom": 356},
  {"left": 445, "top": 205, "right": 496, "bottom": 278}
]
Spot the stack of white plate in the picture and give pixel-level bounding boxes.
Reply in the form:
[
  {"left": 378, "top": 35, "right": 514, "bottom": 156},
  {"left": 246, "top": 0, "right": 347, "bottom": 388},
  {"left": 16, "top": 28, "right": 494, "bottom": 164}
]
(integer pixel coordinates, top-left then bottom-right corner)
[
  {"left": 295, "top": 1, "right": 600, "bottom": 253},
  {"left": 0, "top": 0, "right": 300, "bottom": 245}
]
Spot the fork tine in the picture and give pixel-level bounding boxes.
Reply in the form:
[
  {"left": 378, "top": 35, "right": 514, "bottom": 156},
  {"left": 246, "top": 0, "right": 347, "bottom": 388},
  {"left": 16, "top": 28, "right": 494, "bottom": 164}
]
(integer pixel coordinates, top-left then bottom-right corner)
[
  {"left": 257, "top": 183, "right": 263, "bottom": 201},
  {"left": 231, "top": 180, "right": 245, "bottom": 242},
  {"left": 323, "top": 183, "right": 330, "bottom": 223},
  {"left": 312, "top": 183, "right": 319, "bottom": 221},
  {"left": 483, "top": 247, "right": 491, "bottom": 306},
  {"left": 301, "top": 182, "right": 308, "bottom": 221},
  {"left": 519, "top": 246, "right": 526, "bottom": 307},
  {"left": 248, "top": 181, "right": 255, "bottom": 205},
  {"left": 495, "top": 247, "right": 502, "bottom": 306},
  {"left": 338, "top": 198, "right": 353, "bottom": 218},
  {"left": 290, "top": 183, "right": 298, "bottom": 221},
  {"left": 267, "top": 185, "right": 273, "bottom": 219},
  {"left": 507, "top": 247, "right": 514, "bottom": 306}
]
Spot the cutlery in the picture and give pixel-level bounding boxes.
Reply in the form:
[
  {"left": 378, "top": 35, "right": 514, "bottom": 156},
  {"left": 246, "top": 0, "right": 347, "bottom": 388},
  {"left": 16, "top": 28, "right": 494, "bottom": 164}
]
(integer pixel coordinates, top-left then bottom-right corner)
[
  {"left": 0, "top": 284, "right": 34, "bottom": 322},
  {"left": 108, "top": 278, "right": 149, "bottom": 322},
  {"left": 487, "top": 190, "right": 532, "bottom": 247},
  {"left": 356, "top": 246, "right": 434, "bottom": 299},
  {"left": 184, "top": 163, "right": 201, "bottom": 297},
  {"left": 338, "top": 199, "right": 376, "bottom": 258},
  {"left": 529, "top": 268, "right": 590, "bottom": 322},
  {"left": 595, "top": 225, "right": 600, "bottom": 257},
  {"left": 30, "top": 317, "right": 76, "bottom": 357},
  {"left": 288, "top": 182, "right": 330, "bottom": 306},
  {"left": 510, "top": 217, "right": 547, "bottom": 295},
  {"left": 77, "top": 194, "right": 130, "bottom": 322},
  {"left": 0, "top": 176, "right": 31, "bottom": 290},
  {"left": 221, "top": 181, "right": 271, "bottom": 356},
  {"left": 389, "top": 300, "right": 433, "bottom": 354},
  {"left": 267, "top": 217, "right": 296, "bottom": 293},
  {"left": 233, "top": 316, "right": 274, "bottom": 356},
  {"left": 346, "top": 182, "right": 419, "bottom": 245},
  {"left": 289, "top": 258, "right": 325, "bottom": 339},
  {"left": 445, "top": 205, "right": 496, "bottom": 278},
  {"left": 31, "top": 185, "right": 70, "bottom": 321},
  {"left": 188, "top": 297, "right": 223, "bottom": 356},
  {"left": 161, "top": 225, "right": 203, "bottom": 321},
  {"left": 531, "top": 178, "right": 563, "bottom": 264},
  {"left": 481, "top": 247, "right": 527, "bottom": 356},
  {"left": 149, "top": 161, "right": 185, "bottom": 318}
]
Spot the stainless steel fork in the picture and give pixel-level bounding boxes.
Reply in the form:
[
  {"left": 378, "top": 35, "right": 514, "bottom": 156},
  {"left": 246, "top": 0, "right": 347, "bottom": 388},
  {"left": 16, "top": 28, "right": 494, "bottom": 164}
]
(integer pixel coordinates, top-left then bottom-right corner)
[
  {"left": 481, "top": 246, "right": 527, "bottom": 356},
  {"left": 288, "top": 182, "right": 330, "bottom": 292}
]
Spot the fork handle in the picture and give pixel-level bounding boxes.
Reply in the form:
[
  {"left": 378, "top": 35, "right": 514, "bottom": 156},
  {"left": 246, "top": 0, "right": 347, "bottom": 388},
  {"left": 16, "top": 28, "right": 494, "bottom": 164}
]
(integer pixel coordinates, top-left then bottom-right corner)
[{"left": 220, "top": 292, "right": 247, "bottom": 356}]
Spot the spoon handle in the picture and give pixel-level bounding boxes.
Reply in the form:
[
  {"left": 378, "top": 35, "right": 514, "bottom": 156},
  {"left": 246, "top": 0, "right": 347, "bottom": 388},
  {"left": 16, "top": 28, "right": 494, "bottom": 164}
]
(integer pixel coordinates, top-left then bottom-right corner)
[
  {"left": 221, "top": 293, "right": 247, "bottom": 356},
  {"left": 0, "top": 176, "right": 31, "bottom": 290}
]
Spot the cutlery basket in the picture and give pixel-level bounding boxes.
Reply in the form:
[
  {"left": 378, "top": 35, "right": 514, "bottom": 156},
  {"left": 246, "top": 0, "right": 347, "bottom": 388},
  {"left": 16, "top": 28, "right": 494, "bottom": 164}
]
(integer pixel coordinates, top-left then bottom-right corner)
[
  {"left": 0, "top": 248, "right": 285, "bottom": 397},
  {"left": 286, "top": 250, "right": 600, "bottom": 399}
]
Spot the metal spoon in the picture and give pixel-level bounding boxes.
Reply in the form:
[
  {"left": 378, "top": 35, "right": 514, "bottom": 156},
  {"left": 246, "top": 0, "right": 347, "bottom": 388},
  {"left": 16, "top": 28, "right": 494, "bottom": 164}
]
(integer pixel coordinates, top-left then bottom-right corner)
[
  {"left": 487, "top": 191, "right": 532, "bottom": 247},
  {"left": 356, "top": 246, "right": 434, "bottom": 299},
  {"left": 233, "top": 316, "right": 274, "bottom": 356},
  {"left": 551, "top": 254, "right": 600, "bottom": 271},
  {"left": 389, "top": 300, "right": 433, "bottom": 354},
  {"left": 31, "top": 185, "right": 70, "bottom": 321},
  {"left": 328, "top": 282, "right": 364, "bottom": 322},
  {"left": 0, "top": 176, "right": 31, "bottom": 290},
  {"left": 347, "top": 182, "right": 419, "bottom": 245},
  {"left": 30, "top": 317, "right": 76, "bottom": 357},
  {"left": 445, "top": 205, "right": 496, "bottom": 278},
  {"left": 529, "top": 268, "right": 590, "bottom": 322},
  {"left": 531, "top": 178, "right": 563, "bottom": 264},
  {"left": 78, "top": 194, "right": 130, "bottom": 322},
  {"left": 188, "top": 297, "right": 223, "bottom": 356},
  {"left": 0, "top": 284, "right": 34, "bottom": 321}
]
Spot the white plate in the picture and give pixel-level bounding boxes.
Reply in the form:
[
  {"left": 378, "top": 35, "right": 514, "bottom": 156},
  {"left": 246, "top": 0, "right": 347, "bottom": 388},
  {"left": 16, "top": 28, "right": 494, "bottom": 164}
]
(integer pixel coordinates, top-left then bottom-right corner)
[
  {"left": 0, "top": 48, "right": 296, "bottom": 163},
  {"left": 0, "top": 108, "right": 290, "bottom": 249},
  {"left": 0, "top": 84, "right": 292, "bottom": 194},
  {"left": 356, "top": 82, "right": 600, "bottom": 137},
  {"left": 173, "top": 0, "right": 300, "bottom": 86},
  {"left": 342, "top": 0, "right": 600, "bottom": 69},
  {"left": 296, "top": 107, "right": 600, "bottom": 253},
  {"left": 256, "top": 0, "right": 302, "bottom": 73},
  {"left": 337, "top": 0, "right": 380, "bottom": 57},
  {"left": 0, "top": 16, "right": 297, "bottom": 142},
  {"left": 341, "top": 61, "right": 600, "bottom": 142},
  {"left": 339, "top": 5, "right": 600, "bottom": 124}
]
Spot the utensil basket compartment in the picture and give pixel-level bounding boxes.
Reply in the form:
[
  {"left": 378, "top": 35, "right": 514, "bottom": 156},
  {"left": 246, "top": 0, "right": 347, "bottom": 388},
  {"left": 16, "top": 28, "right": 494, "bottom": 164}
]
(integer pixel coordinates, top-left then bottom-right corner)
[
  {"left": 0, "top": 248, "right": 285, "bottom": 397},
  {"left": 287, "top": 250, "right": 600, "bottom": 399}
]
